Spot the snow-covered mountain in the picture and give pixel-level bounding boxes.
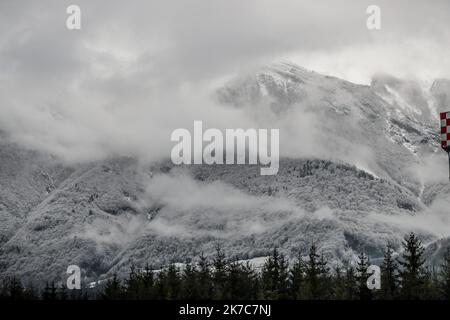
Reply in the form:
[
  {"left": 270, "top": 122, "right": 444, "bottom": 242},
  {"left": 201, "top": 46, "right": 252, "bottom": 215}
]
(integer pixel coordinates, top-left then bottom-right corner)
[
  {"left": 218, "top": 62, "right": 442, "bottom": 189},
  {"left": 1, "top": 62, "right": 449, "bottom": 285}
]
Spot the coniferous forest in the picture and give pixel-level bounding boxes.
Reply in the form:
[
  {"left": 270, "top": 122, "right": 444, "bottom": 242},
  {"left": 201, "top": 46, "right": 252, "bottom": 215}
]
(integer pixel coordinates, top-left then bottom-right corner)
[{"left": 1, "top": 233, "right": 450, "bottom": 300}]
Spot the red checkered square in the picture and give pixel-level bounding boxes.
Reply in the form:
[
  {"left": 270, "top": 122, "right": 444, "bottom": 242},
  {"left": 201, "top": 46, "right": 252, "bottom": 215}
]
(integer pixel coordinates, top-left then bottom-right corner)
[{"left": 440, "top": 111, "right": 450, "bottom": 150}]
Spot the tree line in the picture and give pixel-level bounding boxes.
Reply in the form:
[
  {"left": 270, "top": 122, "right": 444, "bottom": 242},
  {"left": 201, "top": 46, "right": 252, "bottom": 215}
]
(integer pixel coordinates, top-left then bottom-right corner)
[{"left": 1, "top": 233, "right": 450, "bottom": 300}]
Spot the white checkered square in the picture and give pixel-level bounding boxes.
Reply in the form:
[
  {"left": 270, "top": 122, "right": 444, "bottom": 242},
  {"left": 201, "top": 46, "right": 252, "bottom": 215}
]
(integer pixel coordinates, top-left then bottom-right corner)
[{"left": 441, "top": 111, "right": 450, "bottom": 150}]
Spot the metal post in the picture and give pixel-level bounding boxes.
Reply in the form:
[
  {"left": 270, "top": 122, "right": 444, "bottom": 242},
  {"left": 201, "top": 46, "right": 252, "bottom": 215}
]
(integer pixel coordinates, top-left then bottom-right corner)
[{"left": 448, "top": 151, "right": 450, "bottom": 182}]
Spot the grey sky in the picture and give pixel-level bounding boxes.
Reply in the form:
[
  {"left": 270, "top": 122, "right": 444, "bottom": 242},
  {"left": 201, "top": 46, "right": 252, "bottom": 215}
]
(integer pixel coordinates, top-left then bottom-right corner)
[{"left": 0, "top": 0, "right": 449, "bottom": 161}]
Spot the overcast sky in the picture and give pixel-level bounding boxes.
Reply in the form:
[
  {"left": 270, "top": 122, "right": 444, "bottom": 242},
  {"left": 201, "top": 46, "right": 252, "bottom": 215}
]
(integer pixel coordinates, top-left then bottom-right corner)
[{"left": 0, "top": 0, "right": 449, "bottom": 161}]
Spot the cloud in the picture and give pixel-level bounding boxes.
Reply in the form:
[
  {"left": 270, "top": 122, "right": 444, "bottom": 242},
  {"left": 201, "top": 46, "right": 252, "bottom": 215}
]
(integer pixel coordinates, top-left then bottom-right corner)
[
  {"left": 408, "top": 151, "right": 449, "bottom": 185},
  {"left": 287, "top": 38, "right": 450, "bottom": 85},
  {"left": 369, "top": 194, "right": 450, "bottom": 239},
  {"left": 80, "top": 213, "right": 146, "bottom": 249},
  {"left": 77, "top": 169, "right": 313, "bottom": 246},
  {"left": 0, "top": 0, "right": 449, "bottom": 163},
  {"left": 143, "top": 169, "right": 307, "bottom": 238},
  {"left": 78, "top": 168, "right": 450, "bottom": 256}
]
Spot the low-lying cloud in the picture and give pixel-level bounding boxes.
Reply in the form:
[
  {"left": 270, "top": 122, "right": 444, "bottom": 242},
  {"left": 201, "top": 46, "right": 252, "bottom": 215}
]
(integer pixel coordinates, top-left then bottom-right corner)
[
  {"left": 369, "top": 195, "right": 450, "bottom": 239},
  {"left": 144, "top": 170, "right": 307, "bottom": 238}
]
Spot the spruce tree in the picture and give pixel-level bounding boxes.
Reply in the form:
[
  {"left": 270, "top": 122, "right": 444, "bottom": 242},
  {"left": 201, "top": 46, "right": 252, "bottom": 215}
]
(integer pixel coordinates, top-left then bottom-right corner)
[
  {"left": 7, "top": 277, "right": 24, "bottom": 300},
  {"left": 58, "top": 284, "right": 68, "bottom": 300},
  {"left": 102, "top": 273, "right": 123, "bottom": 300},
  {"left": 303, "top": 244, "right": 330, "bottom": 299},
  {"left": 380, "top": 243, "right": 399, "bottom": 299},
  {"left": 23, "top": 282, "right": 39, "bottom": 300},
  {"left": 42, "top": 282, "right": 50, "bottom": 300},
  {"left": 181, "top": 263, "right": 200, "bottom": 299},
  {"left": 0, "top": 278, "right": 7, "bottom": 298},
  {"left": 50, "top": 282, "right": 58, "bottom": 300},
  {"left": 125, "top": 265, "right": 141, "bottom": 299},
  {"left": 240, "top": 261, "right": 260, "bottom": 299},
  {"left": 261, "top": 248, "right": 289, "bottom": 299},
  {"left": 440, "top": 247, "right": 450, "bottom": 299},
  {"left": 332, "top": 266, "right": 347, "bottom": 300},
  {"left": 344, "top": 265, "right": 358, "bottom": 300},
  {"left": 212, "top": 244, "right": 228, "bottom": 299},
  {"left": 226, "top": 260, "right": 243, "bottom": 300},
  {"left": 289, "top": 252, "right": 306, "bottom": 299},
  {"left": 42, "top": 281, "right": 58, "bottom": 300},
  {"left": 163, "top": 263, "right": 181, "bottom": 300},
  {"left": 141, "top": 263, "right": 155, "bottom": 299},
  {"left": 355, "top": 252, "right": 372, "bottom": 300},
  {"left": 227, "top": 260, "right": 258, "bottom": 300},
  {"left": 197, "top": 253, "right": 213, "bottom": 299},
  {"left": 399, "top": 233, "right": 427, "bottom": 299},
  {"left": 426, "top": 265, "right": 440, "bottom": 299}
]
